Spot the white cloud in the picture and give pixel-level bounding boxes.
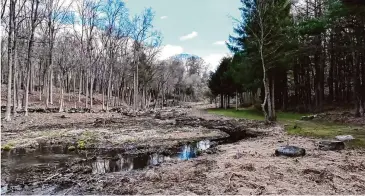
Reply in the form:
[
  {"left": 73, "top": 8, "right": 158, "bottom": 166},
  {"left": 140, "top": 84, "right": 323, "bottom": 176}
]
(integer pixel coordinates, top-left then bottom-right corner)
[
  {"left": 213, "top": 41, "right": 226, "bottom": 45},
  {"left": 160, "top": 16, "right": 168, "bottom": 19},
  {"left": 158, "top": 45, "right": 184, "bottom": 60},
  {"left": 203, "top": 53, "right": 231, "bottom": 71},
  {"left": 179, "top": 31, "right": 198, "bottom": 41}
]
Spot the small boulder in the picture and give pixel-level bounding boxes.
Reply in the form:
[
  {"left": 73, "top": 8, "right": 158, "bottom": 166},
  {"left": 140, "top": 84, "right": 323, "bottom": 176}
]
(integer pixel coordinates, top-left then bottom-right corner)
[
  {"left": 68, "top": 145, "right": 76, "bottom": 151},
  {"left": 335, "top": 135, "right": 354, "bottom": 142},
  {"left": 300, "top": 115, "right": 316, "bottom": 121},
  {"left": 318, "top": 140, "right": 345, "bottom": 151},
  {"left": 275, "top": 146, "right": 306, "bottom": 157}
]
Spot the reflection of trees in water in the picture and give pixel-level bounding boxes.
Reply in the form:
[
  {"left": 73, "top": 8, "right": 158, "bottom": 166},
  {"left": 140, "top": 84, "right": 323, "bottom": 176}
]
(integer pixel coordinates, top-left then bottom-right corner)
[
  {"left": 197, "top": 140, "right": 210, "bottom": 151},
  {"left": 148, "top": 153, "right": 165, "bottom": 165},
  {"left": 92, "top": 156, "right": 145, "bottom": 174},
  {"left": 92, "top": 157, "right": 133, "bottom": 174},
  {"left": 91, "top": 140, "right": 211, "bottom": 174},
  {"left": 179, "top": 144, "right": 196, "bottom": 160},
  {"left": 109, "top": 159, "right": 121, "bottom": 172},
  {"left": 179, "top": 140, "right": 210, "bottom": 160},
  {"left": 121, "top": 157, "right": 134, "bottom": 171},
  {"left": 92, "top": 159, "right": 110, "bottom": 174}
]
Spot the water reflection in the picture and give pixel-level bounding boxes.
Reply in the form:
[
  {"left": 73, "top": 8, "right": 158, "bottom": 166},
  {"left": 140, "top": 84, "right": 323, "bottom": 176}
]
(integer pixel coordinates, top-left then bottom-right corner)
[
  {"left": 1, "top": 140, "right": 216, "bottom": 194},
  {"left": 91, "top": 140, "right": 211, "bottom": 174},
  {"left": 178, "top": 140, "right": 210, "bottom": 160}
]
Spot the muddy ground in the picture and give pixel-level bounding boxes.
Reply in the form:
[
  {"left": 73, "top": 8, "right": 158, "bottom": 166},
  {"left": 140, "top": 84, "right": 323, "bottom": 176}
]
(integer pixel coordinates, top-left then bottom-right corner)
[{"left": 1, "top": 103, "right": 365, "bottom": 195}]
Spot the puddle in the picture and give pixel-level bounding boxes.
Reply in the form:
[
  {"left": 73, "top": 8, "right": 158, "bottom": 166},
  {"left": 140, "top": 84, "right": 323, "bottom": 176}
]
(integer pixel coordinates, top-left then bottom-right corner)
[
  {"left": 1, "top": 140, "right": 215, "bottom": 194},
  {"left": 89, "top": 140, "right": 211, "bottom": 174},
  {"left": 1, "top": 145, "right": 80, "bottom": 195}
]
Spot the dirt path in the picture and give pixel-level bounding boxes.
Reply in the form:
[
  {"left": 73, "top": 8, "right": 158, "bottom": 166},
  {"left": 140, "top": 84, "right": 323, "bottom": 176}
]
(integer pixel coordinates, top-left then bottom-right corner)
[{"left": 1, "top": 103, "right": 365, "bottom": 195}]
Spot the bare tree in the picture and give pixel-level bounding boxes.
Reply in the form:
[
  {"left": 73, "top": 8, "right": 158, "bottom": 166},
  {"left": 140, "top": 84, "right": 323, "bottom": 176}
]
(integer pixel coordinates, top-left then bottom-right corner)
[
  {"left": 24, "top": 0, "right": 40, "bottom": 116},
  {"left": 5, "top": 0, "right": 15, "bottom": 121}
]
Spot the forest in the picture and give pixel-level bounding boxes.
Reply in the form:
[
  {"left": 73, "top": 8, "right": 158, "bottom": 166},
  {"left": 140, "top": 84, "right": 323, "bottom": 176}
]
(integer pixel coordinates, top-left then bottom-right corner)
[
  {"left": 0, "top": 0, "right": 208, "bottom": 121},
  {"left": 208, "top": 0, "right": 365, "bottom": 121}
]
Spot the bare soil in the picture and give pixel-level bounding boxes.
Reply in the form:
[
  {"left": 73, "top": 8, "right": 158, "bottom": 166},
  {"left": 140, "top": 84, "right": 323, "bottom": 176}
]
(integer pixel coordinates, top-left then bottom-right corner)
[{"left": 1, "top": 103, "right": 365, "bottom": 195}]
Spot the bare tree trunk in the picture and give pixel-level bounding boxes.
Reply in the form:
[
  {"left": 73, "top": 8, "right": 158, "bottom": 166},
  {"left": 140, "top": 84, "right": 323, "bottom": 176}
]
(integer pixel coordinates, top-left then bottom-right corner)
[
  {"left": 25, "top": 0, "right": 39, "bottom": 115},
  {"left": 17, "top": 70, "right": 21, "bottom": 109},
  {"left": 267, "top": 78, "right": 273, "bottom": 120},
  {"left": 73, "top": 72, "right": 76, "bottom": 97},
  {"left": 45, "top": 73, "right": 49, "bottom": 107},
  {"left": 5, "top": 0, "right": 15, "bottom": 121},
  {"left": 102, "top": 87, "right": 105, "bottom": 110},
  {"left": 85, "top": 70, "right": 89, "bottom": 108},
  {"left": 78, "top": 70, "right": 82, "bottom": 103},
  {"left": 101, "top": 64, "right": 107, "bottom": 110},
  {"left": 12, "top": 58, "right": 17, "bottom": 113},
  {"left": 90, "top": 75, "right": 94, "bottom": 109},
  {"left": 50, "top": 69, "right": 53, "bottom": 105},
  {"left": 271, "top": 77, "right": 276, "bottom": 120},
  {"left": 121, "top": 79, "right": 125, "bottom": 104},
  {"left": 59, "top": 75, "right": 64, "bottom": 112},
  {"left": 38, "top": 60, "right": 42, "bottom": 101},
  {"left": 68, "top": 73, "right": 71, "bottom": 102},
  {"left": 106, "top": 66, "right": 112, "bottom": 111},
  {"left": 142, "top": 87, "right": 145, "bottom": 109},
  {"left": 134, "top": 60, "right": 139, "bottom": 111},
  {"left": 116, "top": 84, "right": 120, "bottom": 106},
  {"left": 259, "top": 37, "right": 270, "bottom": 121},
  {"left": 235, "top": 90, "right": 238, "bottom": 110},
  {"left": 25, "top": 68, "right": 31, "bottom": 116},
  {"left": 147, "top": 92, "right": 151, "bottom": 108},
  {"left": 133, "top": 71, "right": 136, "bottom": 110},
  {"left": 30, "top": 64, "right": 33, "bottom": 94},
  {"left": 129, "top": 87, "right": 133, "bottom": 106}
]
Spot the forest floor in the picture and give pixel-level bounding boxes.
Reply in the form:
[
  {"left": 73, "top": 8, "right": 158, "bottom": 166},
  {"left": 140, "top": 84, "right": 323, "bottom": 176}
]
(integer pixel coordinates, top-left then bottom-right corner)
[{"left": 1, "top": 102, "right": 365, "bottom": 194}]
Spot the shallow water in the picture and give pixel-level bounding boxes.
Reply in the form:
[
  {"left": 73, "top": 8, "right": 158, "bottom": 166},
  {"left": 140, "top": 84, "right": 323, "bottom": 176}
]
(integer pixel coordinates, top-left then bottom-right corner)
[
  {"left": 89, "top": 140, "right": 211, "bottom": 174},
  {"left": 0, "top": 140, "right": 213, "bottom": 194}
]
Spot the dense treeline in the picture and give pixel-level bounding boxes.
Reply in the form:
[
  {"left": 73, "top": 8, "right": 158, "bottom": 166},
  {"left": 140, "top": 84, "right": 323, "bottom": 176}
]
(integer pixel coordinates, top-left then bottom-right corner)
[
  {"left": 0, "top": 0, "right": 208, "bottom": 121},
  {"left": 208, "top": 0, "right": 365, "bottom": 121}
]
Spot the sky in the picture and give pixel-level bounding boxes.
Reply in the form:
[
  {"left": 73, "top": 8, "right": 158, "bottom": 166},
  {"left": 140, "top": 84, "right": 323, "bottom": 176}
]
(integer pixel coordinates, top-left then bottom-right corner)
[{"left": 124, "top": 0, "right": 242, "bottom": 71}]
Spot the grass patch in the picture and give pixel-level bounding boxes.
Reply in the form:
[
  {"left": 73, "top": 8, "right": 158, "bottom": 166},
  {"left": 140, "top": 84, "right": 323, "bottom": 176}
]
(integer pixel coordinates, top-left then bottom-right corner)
[
  {"left": 207, "top": 107, "right": 306, "bottom": 121},
  {"left": 286, "top": 121, "right": 365, "bottom": 148},
  {"left": 77, "top": 140, "right": 86, "bottom": 149},
  {"left": 207, "top": 107, "right": 365, "bottom": 148},
  {"left": 207, "top": 108, "right": 264, "bottom": 120},
  {"left": 1, "top": 142, "right": 15, "bottom": 151}
]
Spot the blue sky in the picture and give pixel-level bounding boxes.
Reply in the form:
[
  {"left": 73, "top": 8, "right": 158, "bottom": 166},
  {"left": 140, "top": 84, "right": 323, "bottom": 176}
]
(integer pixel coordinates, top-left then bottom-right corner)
[{"left": 124, "top": 0, "right": 241, "bottom": 70}]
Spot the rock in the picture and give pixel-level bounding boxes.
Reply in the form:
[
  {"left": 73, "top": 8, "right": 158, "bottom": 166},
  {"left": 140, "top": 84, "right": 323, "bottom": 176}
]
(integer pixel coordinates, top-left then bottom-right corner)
[
  {"left": 300, "top": 115, "right": 316, "bottom": 121},
  {"left": 67, "top": 107, "right": 91, "bottom": 113},
  {"left": 68, "top": 146, "right": 76, "bottom": 151},
  {"left": 275, "top": 146, "right": 306, "bottom": 157},
  {"left": 335, "top": 135, "right": 354, "bottom": 142},
  {"left": 318, "top": 140, "right": 345, "bottom": 151}
]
